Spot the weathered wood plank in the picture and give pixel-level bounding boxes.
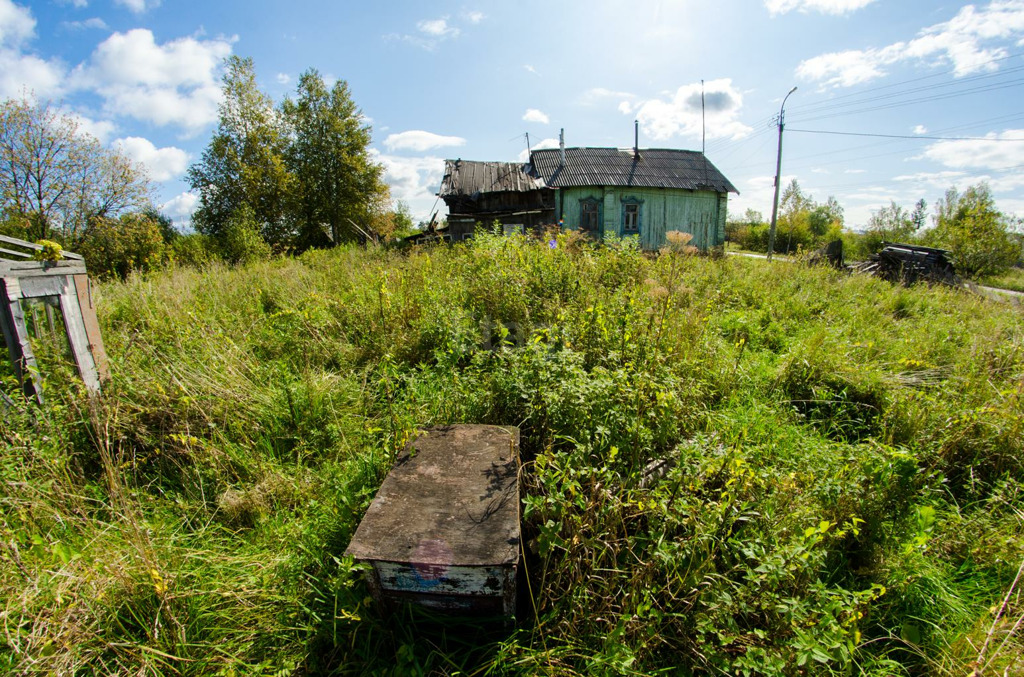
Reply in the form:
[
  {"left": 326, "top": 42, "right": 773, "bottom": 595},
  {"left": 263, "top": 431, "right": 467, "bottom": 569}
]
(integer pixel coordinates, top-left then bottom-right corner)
[
  {"left": 0, "top": 247, "right": 32, "bottom": 259},
  {"left": 0, "top": 235, "right": 83, "bottom": 260},
  {"left": 19, "top": 275, "right": 67, "bottom": 299},
  {"left": 0, "top": 260, "right": 87, "bottom": 278},
  {"left": 58, "top": 285, "right": 101, "bottom": 395},
  {"left": 0, "top": 278, "right": 43, "bottom": 404},
  {"left": 73, "top": 275, "right": 109, "bottom": 382}
]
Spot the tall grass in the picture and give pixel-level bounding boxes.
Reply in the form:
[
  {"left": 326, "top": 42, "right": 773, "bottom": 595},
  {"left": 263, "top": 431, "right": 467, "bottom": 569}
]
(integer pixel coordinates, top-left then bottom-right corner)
[{"left": 1, "top": 232, "right": 1022, "bottom": 675}]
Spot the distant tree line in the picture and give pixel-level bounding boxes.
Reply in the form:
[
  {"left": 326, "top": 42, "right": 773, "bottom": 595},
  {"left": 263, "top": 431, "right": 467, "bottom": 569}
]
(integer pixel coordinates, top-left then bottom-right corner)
[
  {"left": 727, "top": 179, "right": 1022, "bottom": 277},
  {"left": 0, "top": 56, "right": 413, "bottom": 278}
]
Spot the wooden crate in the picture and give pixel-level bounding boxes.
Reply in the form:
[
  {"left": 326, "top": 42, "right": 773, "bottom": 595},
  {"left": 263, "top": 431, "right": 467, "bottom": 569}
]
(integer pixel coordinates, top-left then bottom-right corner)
[{"left": 345, "top": 425, "right": 521, "bottom": 617}]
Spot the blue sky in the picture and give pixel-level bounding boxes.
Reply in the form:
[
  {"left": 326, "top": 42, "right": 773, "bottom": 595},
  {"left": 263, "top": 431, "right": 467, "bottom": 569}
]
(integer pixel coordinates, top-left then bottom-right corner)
[{"left": 3, "top": 0, "right": 1023, "bottom": 229}]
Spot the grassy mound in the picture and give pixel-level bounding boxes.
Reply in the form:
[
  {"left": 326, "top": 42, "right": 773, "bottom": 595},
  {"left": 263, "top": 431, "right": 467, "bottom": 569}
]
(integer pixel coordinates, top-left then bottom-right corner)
[{"left": 2, "top": 233, "right": 1022, "bottom": 675}]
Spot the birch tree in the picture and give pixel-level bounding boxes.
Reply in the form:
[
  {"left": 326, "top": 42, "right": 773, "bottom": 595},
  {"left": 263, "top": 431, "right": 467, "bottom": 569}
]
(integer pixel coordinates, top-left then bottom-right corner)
[{"left": 0, "top": 97, "right": 150, "bottom": 244}]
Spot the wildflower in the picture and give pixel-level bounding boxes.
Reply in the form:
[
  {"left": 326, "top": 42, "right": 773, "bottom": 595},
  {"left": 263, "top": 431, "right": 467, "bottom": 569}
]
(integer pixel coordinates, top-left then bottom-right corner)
[{"left": 549, "top": 239, "right": 557, "bottom": 249}]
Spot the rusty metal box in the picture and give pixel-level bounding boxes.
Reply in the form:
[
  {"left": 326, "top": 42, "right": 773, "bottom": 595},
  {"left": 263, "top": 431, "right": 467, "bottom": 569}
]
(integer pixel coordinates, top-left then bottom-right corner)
[{"left": 345, "top": 425, "right": 520, "bottom": 617}]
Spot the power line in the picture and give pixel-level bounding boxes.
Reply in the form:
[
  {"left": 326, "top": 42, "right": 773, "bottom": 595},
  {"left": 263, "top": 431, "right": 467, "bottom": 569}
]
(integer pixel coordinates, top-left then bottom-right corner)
[
  {"left": 789, "top": 62, "right": 1024, "bottom": 118},
  {"left": 787, "top": 51, "right": 1024, "bottom": 116},
  {"left": 789, "top": 78, "right": 1024, "bottom": 125},
  {"left": 788, "top": 129, "right": 1024, "bottom": 142}
]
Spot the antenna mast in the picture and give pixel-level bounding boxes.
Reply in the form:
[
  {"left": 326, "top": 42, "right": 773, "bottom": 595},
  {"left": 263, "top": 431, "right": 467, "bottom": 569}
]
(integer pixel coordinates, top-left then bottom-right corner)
[{"left": 701, "top": 79, "right": 709, "bottom": 188}]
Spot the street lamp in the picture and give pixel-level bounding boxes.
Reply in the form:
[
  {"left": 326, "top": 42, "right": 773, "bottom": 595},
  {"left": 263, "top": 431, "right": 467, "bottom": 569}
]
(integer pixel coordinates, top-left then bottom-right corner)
[{"left": 767, "top": 86, "right": 797, "bottom": 262}]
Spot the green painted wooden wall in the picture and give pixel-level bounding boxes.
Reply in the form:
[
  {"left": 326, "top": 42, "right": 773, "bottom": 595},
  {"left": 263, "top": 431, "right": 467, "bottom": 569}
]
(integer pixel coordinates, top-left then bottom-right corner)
[{"left": 555, "top": 186, "right": 728, "bottom": 250}]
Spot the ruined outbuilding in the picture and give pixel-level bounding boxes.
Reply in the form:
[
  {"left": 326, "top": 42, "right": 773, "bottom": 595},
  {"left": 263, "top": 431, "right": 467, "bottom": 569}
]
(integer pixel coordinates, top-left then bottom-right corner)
[
  {"left": 438, "top": 160, "right": 554, "bottom": 241},
  {"left": 853, "top": 242, "right": 959, "bottom": 286},
  {"left": 0, "top": 235, "right": 108, "bottom": 404}
]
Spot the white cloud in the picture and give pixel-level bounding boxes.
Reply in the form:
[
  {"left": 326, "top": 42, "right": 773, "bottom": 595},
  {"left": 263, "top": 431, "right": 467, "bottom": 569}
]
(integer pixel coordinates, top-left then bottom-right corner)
[
  {"left": 161, "top": 191, "right": 198, "bottom": 228},
  {"left": 0, "top": 51, "right": 65, "bottom": 98},
  {"left": 524, "top": 64, "right": 538, "bottom": 75},
  {"left": 0, "top": 0, "right": 35, "bottom": 47},
  {"left": 0, "top": 1, "right": 67, "bottom": 99},
  {"left": 386, "top": 16, "right": 465, "bottom": 50},
  {"left": 113, "top": 136, "right": 188, "bottom": 181},
  {"left": 797, "top": 1, "right": 1024, "bottom": 88},
  {"left": 796, "top": 44, "right": 906, "bottom": 87},
  {"left": 71, "top": 29, "right": 234, "bottom": 135},
  {"left": 114, "top": 0, "right": 159, "bottom": 13},
  {"left": 893, "top": 170, "right": 970, "bottom": 187},
  {"left": 56, "top": 0, "right": 89, "bottom": 7},
  {"left": 522, "top": 108, "right": 549, "bottom": 124},
  {"left": 383, "top": 130, "right": 466, "bottom": 152},
  {"left": 276, "top": 72, "right": 290, "bottom": 85},
  {"left": 618, "top": 101, "right": 634, "bottom": 115},
  {"left": 463, "top": 11, "right": 485, "bottom": 24},
  {"left": 633, "top": 78, "right": 753, "bottom": 141},
  {"left": 913, "top": 124, "right": 928, "bottom": 134},
  {"left": 765, "top": 0, "right": 877, "bottom": 15},
  {"left": 418, "top": 18, "right": 458, "bottom": 37},
  {"left": 844, "top": 168, "right": 867, "bottom": 174},
  {"left": 63, "top": 17, "right": 108, "bottom": 30},
  {"left": 921, "top": 129, "right": 1024, "bottom": 171},
  {"left": 518, "top": 137, "right": 559, "bottom": 162},
  {"left": 372, "top": 151, "right": 446, "bottom": 203},
  {"left": 65, "top": 111, "right": 116, "bottom": 142}
]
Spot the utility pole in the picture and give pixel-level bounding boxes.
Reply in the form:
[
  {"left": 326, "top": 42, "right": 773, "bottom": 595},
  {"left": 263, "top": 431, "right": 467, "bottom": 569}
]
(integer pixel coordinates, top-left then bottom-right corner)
[{"left": 767, "top": 86, "right": 797, "bottom": 262}]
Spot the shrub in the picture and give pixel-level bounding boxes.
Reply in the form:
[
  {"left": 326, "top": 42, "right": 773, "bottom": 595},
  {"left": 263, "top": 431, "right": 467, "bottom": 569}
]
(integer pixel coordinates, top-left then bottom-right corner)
[
  {"left": 169, "top": 233, "right": 220, "bottom": 268},
  {"left": 218, "top": 204, "right": 272, "bottom": 264},
  {"left": 78, "top": 212, "right": 168, "bottom": 279}
]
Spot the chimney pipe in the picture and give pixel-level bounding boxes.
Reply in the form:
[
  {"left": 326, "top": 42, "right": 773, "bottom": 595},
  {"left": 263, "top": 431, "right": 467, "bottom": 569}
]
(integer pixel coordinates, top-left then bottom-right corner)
[
  {"left": 559, "top": 128, "right": 565, "bottom": 166},
  {"left": 634, "top": 120, "right": 639, "bottom": 160}
]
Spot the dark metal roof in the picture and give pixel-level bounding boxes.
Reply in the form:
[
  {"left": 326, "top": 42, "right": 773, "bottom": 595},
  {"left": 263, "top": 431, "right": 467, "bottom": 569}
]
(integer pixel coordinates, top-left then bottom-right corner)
[
  {"left": 529, "top": 147, "right": 738, "bottom": 193},
  {"left": 438, "top": 159, "right": 546, "bottom": 197}
]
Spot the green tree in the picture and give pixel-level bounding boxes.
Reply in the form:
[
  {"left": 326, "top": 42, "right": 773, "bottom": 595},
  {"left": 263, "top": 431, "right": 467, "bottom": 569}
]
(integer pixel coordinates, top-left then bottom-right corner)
[
  {"left": 867, "top": 201, "right": 916, "bottom": 242},
  {"left": 927, "top": 183, "right": 1017, "bottom": 277},
  {"left": 911, "top": 198, "right": 928, "bottom": 232},
  {"left": 389, "top": 200, "right": 416, "bottom": 238},
  {"left": 281, "top": 69, "right": 389, "bottom": 249},
  {"left": 188, "top": 56, "right": 292, "bottom": 249},
  {"left": 808, "top": 196, "right": 843, "bottom": 238},
  {"left": 0, "top": 96, "right": 151, "bottom": 245}
]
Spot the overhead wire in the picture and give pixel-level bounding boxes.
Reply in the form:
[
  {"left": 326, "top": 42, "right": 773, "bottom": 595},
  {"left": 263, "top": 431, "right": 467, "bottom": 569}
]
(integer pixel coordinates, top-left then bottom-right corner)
[{"left": 786, "top": 51, "right": 1024, "bottom": 117}]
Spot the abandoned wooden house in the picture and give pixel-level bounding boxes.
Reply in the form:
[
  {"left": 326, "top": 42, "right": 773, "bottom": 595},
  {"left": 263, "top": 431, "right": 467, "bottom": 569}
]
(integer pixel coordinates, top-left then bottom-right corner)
[
  {"left": 437, "top": 160, "right": 554, "bottom": 241},
  {"left": 529, "top": 133, "right": 738, "bottom": 251},
  {"left": 436, "top": 129, "right": 737, "bottom": 251}
]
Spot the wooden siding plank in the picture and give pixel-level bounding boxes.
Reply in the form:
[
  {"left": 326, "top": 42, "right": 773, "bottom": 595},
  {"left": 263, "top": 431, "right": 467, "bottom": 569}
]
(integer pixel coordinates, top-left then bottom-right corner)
[
  {"left": 0, "top": 235, "right": 83, "bottom": 260},
  {"left": 73, "top": 275, "right": 109, "bottom": 382},
  {"left": 58, "top": 282, "right": 102, "bottom": 395},
  {"left": 559, "top": 186, "right": 728, "bottom": 250},
  {"left": 19, "top": 276, "right": 67, "bottom": 299},
  {"left": 0, "top": 261, "right": 87, "bottom": 278}
]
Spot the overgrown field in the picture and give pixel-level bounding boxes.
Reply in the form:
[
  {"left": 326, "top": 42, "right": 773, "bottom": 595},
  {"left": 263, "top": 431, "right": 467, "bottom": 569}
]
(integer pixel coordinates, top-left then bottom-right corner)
[{"left": 2, "top": 234, "right": 1023, "bottom": 675}]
